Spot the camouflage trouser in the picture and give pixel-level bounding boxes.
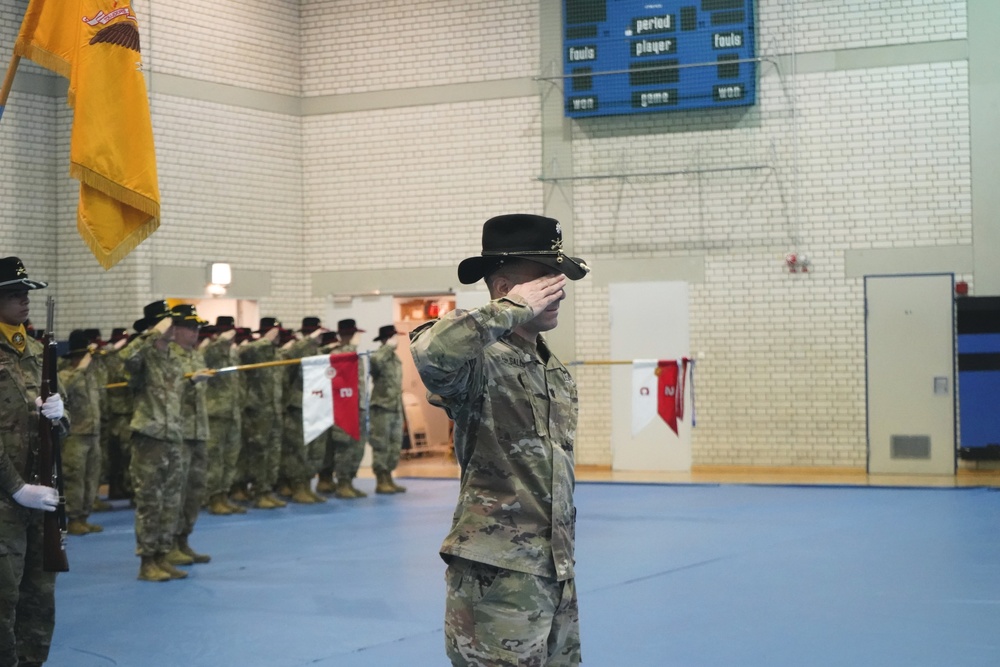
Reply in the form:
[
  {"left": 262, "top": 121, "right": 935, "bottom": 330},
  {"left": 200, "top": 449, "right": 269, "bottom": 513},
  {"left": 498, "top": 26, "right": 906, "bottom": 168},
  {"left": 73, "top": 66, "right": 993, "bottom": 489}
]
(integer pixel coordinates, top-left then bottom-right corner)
[
  {"left": 444, "top": 558, "right": 581, "bottom": 667},
  {"left": 242, "top": 409, "right": 281, "bottom": 492},
  {"left": 62, "top": 433, "right": 101, "bottom": 519},
  {"left": 177, "top": 439, "right": 208, "bottom": 537},
  {"left": 369, "top": 406, "right": 403, "bottom": 474},
  {"left": 206, "top": 416, "right": 241, "bottom": 497},
  {"left": 280, "top": 409, "right": 312, "bottom": 483},
  {"left": 322, "top": 419, "right": 367, "bottom": 481},
  {"left": 105, "top": 412, "right": 133, "bottom": 497},
  {"left": 0, "top": 500, "right": 56, "bottom": 665},
  {"left": 129, "top": 432, "right": 183, "bottom": 557}
]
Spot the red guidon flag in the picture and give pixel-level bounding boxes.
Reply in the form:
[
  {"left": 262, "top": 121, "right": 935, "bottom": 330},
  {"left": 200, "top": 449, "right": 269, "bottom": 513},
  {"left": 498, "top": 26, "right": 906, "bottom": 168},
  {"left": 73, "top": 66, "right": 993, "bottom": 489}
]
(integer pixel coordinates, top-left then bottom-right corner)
[
  {"left": 632, "top": 358, "right": 693, "bottom": 436},
  {"left": 301, "top": 353, "right": 360, "bottom": 443}
]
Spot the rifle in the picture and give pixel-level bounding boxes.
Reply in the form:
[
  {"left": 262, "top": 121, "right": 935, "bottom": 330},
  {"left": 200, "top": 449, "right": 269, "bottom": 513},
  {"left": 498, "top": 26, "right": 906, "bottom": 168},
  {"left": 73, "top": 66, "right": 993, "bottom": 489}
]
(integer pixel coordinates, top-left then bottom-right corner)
[{"left": 38, "top": 297, "right": 69, "bottom": 572}]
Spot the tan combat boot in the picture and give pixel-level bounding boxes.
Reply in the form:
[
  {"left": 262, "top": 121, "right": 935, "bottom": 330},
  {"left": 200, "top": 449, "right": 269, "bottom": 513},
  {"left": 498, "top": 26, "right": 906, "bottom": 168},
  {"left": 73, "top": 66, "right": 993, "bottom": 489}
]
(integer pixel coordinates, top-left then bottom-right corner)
[
  {"left": 388, "top": 473, "right": 407, "bottom": 494},
  {"left": 315, "top": 472, "right": 335, "bottom": 494},
  {"left": 335, "top": 478, "right": 366, "bottom": 499},
  {"left": 178, "top": 535, "right": 211, "bottom": 564},
  {"left": 138, "top": 556, "right": 171, "bottom": 582},
  {"left": 156, "top": 555, "right": 189, "bottom": 579},
  {"left": 255, "top": 491, "right": 286, "bottom": 509},
  {"left": 306, "top": 486, "right": 327, "bottom": 503},
  {"left": 290, "top": 482, "right": 317, "bottom": 504},
  {"left": 375, "top": 471, "right": 396, "bottom": 495},
  {"left": 208, "top": 493, "right": 234, "bottom": 515},
  {"left": 85, "top": 520, "right": 105, "bottom": 532},
  {"left": 67, "top": 517, "right": 90, "bottom": 536},
  {"left": 166, "top": 540, "right": 195, "bottom": 566},
  {"left": 226, "top": 498, "right": 248, "bottom": 514}
]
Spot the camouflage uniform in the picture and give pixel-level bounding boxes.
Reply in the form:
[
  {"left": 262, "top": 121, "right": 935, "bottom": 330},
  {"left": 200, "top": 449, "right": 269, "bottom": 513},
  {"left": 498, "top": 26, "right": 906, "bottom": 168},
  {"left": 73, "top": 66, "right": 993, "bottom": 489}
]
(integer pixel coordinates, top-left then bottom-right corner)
[
  {"left": 410, "top": 296, "right": 581, "bottom": 667},
  {"left": 279, "top": 337, "right": 320, "bottom": 489},
  {"left": 125, "top": 329, "right": 185, "bottom": 560},
  {"left": 320, "top": 341, "right": 368, "bottom": 485},
  {"left": 99, "top": 346, "right": 134, "bottom": 498},
  {"left": 57, "top": 355, "right": 102, "bottom": 523},
  {"left": 0, "top": 334, "right": 61, "bottom": 665},
  {"left": 177, "top": 347, "right": 209, "bottom": 538},
  {"left": 202, "top": 336, "right": 242, "bottom": 503},
  {"left": 368, "top": 342, "right": 404, "bottom": 475},
  {"left": 238, "top": 338, "right": 283, "bottom": 497}
]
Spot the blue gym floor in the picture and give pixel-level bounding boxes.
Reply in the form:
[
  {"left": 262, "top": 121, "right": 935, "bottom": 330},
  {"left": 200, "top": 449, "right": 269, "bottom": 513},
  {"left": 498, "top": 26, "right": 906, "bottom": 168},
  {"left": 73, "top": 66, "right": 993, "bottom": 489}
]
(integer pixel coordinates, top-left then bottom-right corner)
[{"left": 46, "top": 479, "right": 1000, "bottom": 666}]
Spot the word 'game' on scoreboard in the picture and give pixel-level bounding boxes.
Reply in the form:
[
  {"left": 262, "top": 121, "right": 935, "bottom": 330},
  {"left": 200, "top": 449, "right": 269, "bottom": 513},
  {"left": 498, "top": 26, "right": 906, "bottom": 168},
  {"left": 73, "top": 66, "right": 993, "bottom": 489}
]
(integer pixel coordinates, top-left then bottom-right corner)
[{"left": 563, "top": 0, "right": 757, "bottom": 118}]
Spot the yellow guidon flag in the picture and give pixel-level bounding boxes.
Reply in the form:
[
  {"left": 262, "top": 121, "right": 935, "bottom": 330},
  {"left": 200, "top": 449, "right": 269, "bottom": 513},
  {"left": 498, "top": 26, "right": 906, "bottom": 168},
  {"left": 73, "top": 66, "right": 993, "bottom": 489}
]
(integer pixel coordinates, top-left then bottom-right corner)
[{"left": 15, "top": 0, "right": 160, "bottom": 270}]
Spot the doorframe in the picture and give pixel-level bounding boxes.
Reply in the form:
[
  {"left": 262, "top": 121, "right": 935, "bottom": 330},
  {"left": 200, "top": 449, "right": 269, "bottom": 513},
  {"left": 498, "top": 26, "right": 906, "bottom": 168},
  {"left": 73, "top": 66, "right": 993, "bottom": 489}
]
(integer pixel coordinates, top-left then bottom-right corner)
[{"left": 863, "top": 272, "right": 957, "bottom": 474}]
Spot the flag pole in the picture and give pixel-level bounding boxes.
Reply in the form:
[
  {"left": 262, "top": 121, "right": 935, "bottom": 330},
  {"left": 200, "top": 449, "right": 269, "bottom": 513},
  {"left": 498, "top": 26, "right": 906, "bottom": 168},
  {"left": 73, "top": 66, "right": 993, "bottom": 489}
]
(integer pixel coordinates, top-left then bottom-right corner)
[
  {"left": 104, "top": 351, "right": 372, "bottom": 389},
  {"left": 0, "top": 53, "right": 21, "bottom": 122}
]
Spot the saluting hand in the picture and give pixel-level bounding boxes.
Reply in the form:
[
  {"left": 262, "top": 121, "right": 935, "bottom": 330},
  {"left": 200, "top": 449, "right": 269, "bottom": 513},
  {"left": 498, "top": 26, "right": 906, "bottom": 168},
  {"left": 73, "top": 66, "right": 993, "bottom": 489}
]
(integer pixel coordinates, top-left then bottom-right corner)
[{"left": 507, "top": 274, "right": 567, "bottom": 318}]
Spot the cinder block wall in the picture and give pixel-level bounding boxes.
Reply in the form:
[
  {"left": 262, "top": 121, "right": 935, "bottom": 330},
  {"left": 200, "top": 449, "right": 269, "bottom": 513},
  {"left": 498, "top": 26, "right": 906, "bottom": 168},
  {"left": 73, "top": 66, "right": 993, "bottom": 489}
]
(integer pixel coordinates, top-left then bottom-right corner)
[{"left": 0, "top": 0, "right": 977, "bottom": 468}]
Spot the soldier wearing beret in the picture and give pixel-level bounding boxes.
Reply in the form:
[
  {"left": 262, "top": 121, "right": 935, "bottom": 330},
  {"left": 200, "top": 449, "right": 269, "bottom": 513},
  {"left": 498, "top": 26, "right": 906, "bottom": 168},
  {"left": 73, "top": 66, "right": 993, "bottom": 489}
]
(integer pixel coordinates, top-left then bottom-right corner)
[
  {"left": 0, "top": 257, "right": 66, "bottom": 666},
  {"left": 410, "top": 214, "right": 589, "bottom": 667}
]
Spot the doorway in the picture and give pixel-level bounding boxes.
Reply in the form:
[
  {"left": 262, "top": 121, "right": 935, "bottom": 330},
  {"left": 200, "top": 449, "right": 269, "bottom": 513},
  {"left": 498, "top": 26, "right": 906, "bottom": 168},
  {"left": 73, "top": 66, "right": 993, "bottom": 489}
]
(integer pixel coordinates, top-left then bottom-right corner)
[{"left": 865, "top": 274, "right": 956, "bottom": 474}]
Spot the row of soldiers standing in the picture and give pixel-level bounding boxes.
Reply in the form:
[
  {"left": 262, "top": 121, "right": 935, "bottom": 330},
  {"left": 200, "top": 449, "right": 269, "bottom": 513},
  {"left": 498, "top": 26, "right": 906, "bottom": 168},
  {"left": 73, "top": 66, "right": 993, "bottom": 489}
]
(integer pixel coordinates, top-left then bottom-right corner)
[{"left": 57, "top": 302, "right": 407, "bottom": 582}]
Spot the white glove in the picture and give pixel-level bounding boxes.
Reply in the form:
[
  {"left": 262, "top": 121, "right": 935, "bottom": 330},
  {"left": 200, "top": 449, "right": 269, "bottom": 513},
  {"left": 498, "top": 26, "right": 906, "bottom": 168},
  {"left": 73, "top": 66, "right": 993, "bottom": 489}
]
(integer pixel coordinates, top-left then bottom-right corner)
[
  {"left": 35, "top": 394, "right": 64, "bottom": 420},
  {"left": 12, "top": 484, "right": 59, "bottom": 512}
]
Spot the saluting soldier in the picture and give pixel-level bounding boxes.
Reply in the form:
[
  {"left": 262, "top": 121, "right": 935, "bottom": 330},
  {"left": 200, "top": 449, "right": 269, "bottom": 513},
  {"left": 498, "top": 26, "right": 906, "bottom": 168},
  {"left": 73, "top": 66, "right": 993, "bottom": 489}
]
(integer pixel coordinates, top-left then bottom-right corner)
[
  {"left": 369, "top": 324, "right": 406, "bottom": 494},
  {"left": 202, "top": 316, "right": 245, "bottom": 515},
  {"left": 125, "top": 301, "right": 190, "bottom": 582},
  {"left": 57, "top": 329, "right": 104, "bottom": 535},
  {"left": 237, "top": 318, "right": 286, "bottom": 509},
  {"left": 167, "top": 305, "right": 213, "bottom": 567},
  {"left": 100, "top": 327, "right": 134, "bottom": 502},
  {"left": 278, "top": 317, "right": 327, "bottom": 504},
  {"left": 320, "top": 319, "right": 369, "bottom": 499},
  {"left": 410, "top": 215, "right": 589, "bottom": 667}
]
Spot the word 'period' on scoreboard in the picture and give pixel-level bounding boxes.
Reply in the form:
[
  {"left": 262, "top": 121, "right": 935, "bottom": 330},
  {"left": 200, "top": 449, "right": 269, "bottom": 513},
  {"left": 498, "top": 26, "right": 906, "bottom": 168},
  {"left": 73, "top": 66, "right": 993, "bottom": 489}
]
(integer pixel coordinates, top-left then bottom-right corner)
[{"left": 563, "top": 0, "right": 756, "bottom": 118}]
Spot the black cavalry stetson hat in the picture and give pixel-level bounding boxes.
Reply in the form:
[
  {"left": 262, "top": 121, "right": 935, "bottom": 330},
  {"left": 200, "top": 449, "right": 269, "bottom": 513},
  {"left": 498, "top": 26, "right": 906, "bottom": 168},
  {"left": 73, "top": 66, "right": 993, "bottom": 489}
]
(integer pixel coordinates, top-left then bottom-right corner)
[
  {"left": 373, "top": 325, "right": 400, "bottom": 342},
  {"left": 337, "top": 319, "right": 364, "bottom": 334},
  {"left": 170, "top": 304, "right": 207, "bottom": 327},
  {"left": 0, "top": 257, "right": 47, "bottom": 291},
  {"left": 133, "top": 300, "right": 171, "bottom": 333},
  {"left": 62, "top": 329, "right": 91, "bottom": 358},
  {"left": 457, "top": 214, "right": 590, "bottom": 285}
]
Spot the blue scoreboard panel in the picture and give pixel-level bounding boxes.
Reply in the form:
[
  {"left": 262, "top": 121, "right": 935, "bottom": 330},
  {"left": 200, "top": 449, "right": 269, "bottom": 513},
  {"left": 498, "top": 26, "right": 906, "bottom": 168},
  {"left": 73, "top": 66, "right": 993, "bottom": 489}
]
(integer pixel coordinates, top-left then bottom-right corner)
[{"left": 563, "top": 0, "right": 756, "bottom": 118}]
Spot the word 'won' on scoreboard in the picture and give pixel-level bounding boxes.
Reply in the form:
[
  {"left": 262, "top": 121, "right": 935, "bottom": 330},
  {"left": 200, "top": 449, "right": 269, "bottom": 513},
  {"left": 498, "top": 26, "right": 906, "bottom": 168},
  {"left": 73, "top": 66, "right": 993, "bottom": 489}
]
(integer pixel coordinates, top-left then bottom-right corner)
[{"left": 563, "top": 0, "right": 757, "bottom": 118}]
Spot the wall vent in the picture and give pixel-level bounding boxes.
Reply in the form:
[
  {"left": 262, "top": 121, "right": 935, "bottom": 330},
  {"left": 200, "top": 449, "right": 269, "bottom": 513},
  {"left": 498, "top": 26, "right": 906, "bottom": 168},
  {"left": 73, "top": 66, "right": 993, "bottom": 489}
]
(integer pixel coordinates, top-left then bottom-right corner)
[{"left": 891, "top": 435, "right": 931, "bottom": 459}]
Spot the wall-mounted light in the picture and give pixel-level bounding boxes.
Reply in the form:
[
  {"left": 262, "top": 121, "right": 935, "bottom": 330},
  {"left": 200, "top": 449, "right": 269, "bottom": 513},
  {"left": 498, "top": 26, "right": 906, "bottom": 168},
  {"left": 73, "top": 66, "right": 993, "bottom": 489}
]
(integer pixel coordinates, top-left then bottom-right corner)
[
  {"left": 210, "top": 262, "right": 232, "bottom": 286},
  {"left": 207, "top": 262, "right": 232, "bottom": 297}
]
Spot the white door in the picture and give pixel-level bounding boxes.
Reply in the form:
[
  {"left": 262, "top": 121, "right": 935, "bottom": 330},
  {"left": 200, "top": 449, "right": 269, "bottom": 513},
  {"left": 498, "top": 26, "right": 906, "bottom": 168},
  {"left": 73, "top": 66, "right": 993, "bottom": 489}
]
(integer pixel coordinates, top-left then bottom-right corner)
[
  {"left": 866, "top": 274, "right": 956, "bottom": 474},
  {"left": 610, "top": 281, "right": 692, "bottom": 472}
]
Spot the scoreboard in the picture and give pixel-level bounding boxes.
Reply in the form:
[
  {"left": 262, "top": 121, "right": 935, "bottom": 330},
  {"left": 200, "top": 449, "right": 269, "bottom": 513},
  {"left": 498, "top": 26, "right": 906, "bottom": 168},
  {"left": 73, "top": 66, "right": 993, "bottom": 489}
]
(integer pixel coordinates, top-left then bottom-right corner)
[{"left": 563, "top": 0, "right": 756, "bottom": 118}]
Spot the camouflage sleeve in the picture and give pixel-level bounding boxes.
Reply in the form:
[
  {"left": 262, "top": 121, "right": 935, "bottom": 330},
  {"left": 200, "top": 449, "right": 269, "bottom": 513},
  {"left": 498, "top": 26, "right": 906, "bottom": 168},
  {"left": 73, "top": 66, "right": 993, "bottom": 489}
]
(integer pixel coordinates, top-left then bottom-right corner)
[
  {"left": 123, "top": 330, "right": 159, "bottom": 390},
  {"left": 409, "top": 296, "right": 534, "bottom": 399},
  {"left": 0, "top": 433, "right": 25, "bottom": 495}
]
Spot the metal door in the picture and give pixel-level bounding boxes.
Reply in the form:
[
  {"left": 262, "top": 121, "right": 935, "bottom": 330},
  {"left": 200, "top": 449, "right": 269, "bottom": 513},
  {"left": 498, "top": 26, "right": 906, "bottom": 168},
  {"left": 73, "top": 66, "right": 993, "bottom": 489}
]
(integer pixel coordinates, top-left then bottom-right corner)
[{"left": 865, "top": 274, "right": 956, "bottom": 474}]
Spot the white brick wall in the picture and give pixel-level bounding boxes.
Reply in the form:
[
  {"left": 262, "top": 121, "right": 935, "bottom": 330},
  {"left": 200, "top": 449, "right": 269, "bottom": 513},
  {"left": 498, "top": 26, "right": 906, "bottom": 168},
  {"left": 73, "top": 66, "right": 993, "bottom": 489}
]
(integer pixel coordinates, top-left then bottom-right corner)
[
  {"left": 143, "top": 0, "right": 301, "bottom": 95},
  {"left": 301, "top": 0, "right": 539, "bottom": 95},
  {"left": 759, "top": 0, "right": 966, "bottom": 53}
]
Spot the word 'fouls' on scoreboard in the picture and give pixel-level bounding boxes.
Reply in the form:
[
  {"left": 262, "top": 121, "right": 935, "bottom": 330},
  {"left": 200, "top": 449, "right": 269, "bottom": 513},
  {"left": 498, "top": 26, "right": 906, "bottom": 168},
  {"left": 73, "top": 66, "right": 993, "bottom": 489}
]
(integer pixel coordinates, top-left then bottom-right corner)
[{"left": 563, "top": 0, "right": 757, "bottom": 118}]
